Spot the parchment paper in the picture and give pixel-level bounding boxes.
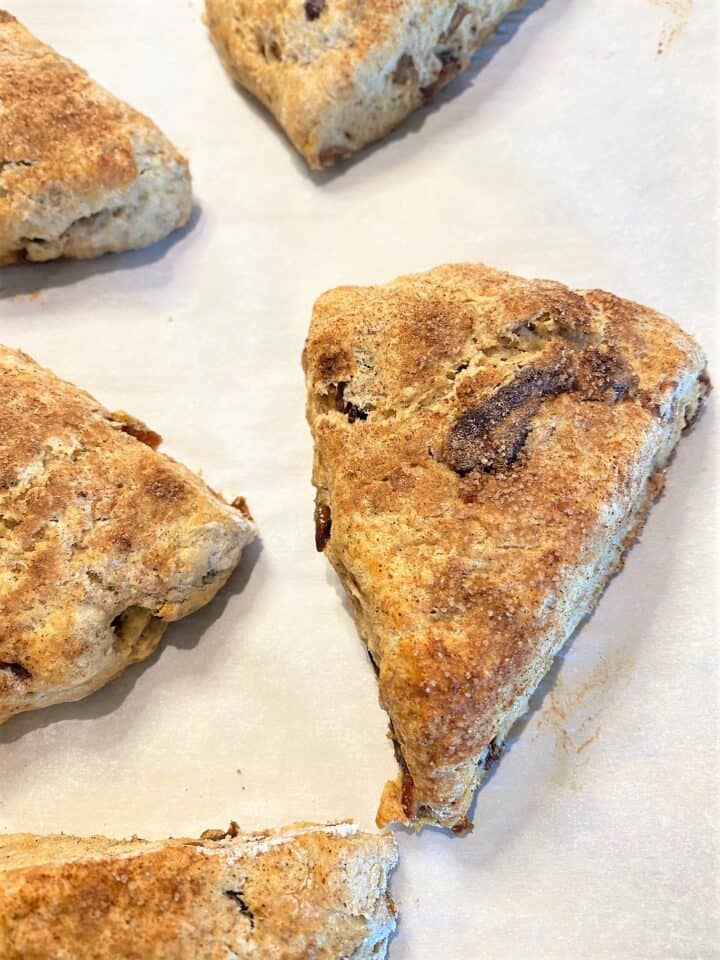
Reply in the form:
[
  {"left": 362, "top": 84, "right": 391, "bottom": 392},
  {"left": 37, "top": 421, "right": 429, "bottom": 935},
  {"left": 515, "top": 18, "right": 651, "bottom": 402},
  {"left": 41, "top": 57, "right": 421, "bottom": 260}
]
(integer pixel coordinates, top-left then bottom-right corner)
[{"left": 1, "top": 1, "right": 717, "bottom": 957}]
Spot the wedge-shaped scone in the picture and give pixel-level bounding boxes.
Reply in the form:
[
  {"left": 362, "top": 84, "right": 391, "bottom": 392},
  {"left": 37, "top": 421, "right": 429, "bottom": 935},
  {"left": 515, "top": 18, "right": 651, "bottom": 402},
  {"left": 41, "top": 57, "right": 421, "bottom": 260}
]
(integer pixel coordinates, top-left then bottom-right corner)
[
  {"left": 0, "top": 11, "right": 192, "bottom": 265},
  {"left": 304, "top": 263, "right": 710, "bottom": 832},
  {"left": 0, "top": 821, "right": 398, "bottom": 959},
  {"left": 0, "top": 345, "right": 255, "bottom": 724},
  {"left": 205, "top": 0, "right": 526, "bottom": 169}
]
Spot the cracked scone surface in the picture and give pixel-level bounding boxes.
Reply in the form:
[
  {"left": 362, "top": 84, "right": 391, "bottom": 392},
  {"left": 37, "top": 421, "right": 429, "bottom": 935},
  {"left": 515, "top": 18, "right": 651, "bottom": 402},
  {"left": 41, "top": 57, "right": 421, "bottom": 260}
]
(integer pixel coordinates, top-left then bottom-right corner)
[
  {"left": 0, "top": 344, "right": 256, "bottom": 724},
  {"left": 205, "top": 0, "right": 525, "bottom": 168},
  {"left": 0, "top": 822, "right": 398, "bottom": 960},
  {"left": 0, "top": 10, "right": 191, "bottom": 265},
  {"left": 304, "top": 262, "right": 710, "bottom": 831}
]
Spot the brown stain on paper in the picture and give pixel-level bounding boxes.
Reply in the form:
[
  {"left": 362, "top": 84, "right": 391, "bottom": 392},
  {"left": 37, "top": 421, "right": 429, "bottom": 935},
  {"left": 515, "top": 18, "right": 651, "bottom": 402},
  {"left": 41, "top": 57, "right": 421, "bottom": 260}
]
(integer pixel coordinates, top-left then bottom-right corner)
[
  {"left": 650, "top": 0, "right": 694, "bottom": 54},
  {"left": 535, "top": 653, "right": 636, "bottom": 791}
]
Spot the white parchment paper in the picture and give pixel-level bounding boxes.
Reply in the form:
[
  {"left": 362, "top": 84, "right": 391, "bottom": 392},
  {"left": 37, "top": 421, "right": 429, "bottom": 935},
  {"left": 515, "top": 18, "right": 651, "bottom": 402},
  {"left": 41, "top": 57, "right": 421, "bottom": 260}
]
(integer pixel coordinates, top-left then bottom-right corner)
[{"left": 0, "top": 1, "right": 717, "bottom": 957}]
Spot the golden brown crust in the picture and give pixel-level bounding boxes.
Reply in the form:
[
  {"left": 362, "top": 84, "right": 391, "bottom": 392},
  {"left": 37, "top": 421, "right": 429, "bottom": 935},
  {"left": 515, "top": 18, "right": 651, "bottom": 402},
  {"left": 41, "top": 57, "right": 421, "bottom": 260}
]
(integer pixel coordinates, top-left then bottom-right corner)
[
  {"left": 0, "top": 13, "right": 191, "bottom": 264},
  {"left": 0, "top": 345, "right": 256, "bottom": 724},
  {"left": 205, "top": 0, "right": 525, "bottom": 168},
  {"left": 304, "top": 262, "right": 709, "bottom": 830},
  {"left": 0, "top": 822, "right": 398, "bottom": 959}
]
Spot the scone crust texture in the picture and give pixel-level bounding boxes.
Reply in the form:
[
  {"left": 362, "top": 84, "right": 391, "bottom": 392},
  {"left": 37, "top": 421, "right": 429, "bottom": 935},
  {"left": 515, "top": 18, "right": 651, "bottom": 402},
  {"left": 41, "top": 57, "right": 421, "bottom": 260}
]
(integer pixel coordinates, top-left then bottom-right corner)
[
  {"left": 0, "top": 345, "right": 255, "bottom": 724},
  {"left": 205, "top": 0, "right": 525, "bottom": 168},
  {"left": 304, "top": 262, "right": 709, "bottom": 830},
  {"left": 0, "top": 11, "right": 192, "bottom": 264},
  {"left": 0, "top": 822, "right": 398, "bottom": 960}
]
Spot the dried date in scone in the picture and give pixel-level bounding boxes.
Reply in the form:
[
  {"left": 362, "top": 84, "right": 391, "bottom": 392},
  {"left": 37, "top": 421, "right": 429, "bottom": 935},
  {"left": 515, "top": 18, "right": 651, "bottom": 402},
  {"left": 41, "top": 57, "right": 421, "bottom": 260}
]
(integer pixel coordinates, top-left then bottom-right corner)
[
  {"left": 204, "top": 0, "right": 528, "bottom": 169},
  {"left": 0, "top": 11, "right": 192, "bottom": 265},
  {"left": 304, "top": 262, "right": 710, "bottom": 832},
  {"left": 0, "top": 345, "right": 256, "bottom": 724},
  {"left": 0, "top": 822, "right": 398, "bottom": 960}
]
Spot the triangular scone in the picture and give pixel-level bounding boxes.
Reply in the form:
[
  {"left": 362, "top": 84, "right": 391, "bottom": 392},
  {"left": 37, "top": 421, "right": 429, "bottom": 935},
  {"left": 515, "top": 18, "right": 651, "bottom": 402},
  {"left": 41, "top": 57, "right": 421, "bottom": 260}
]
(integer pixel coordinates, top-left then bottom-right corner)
[
  {"left": 205, "top": 0, "right": 527, "bottom": 169},
  {"left": 0, "top": 11, "right": 191, "bottom": 265},
  {"left": 0, "top": 345, "right": 255, "bottom": 724},
  {"left": 304, "top": 263, "right": 710, "bottom": 832},
  {"left": 0, "top": 822, "right": 398, "bottom": 959}
]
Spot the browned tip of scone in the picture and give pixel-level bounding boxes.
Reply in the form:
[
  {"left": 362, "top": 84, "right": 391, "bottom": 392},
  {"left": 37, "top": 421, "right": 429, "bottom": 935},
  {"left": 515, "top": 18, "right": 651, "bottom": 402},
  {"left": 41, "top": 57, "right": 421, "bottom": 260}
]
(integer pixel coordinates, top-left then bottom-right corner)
[
  {"left": 304, "top": 261, "right": 709, "bottom": 831},
  {"left": 110, "top": 410, "right": 164, "bottom": 449},
  {"left": 231, "top": 495, "right": 255, "bottom": 522},
  {"left": 0, "top": 822, "right": 398, "bottom": 960},
  {"left": 0, "top": 14, "right": 192, "bottom": 264},
  {"left": 377, "top": 777, "right": 411, "bottom": 829},
  {"left": 0, "top": 344, "right": 256, "bottom": 725}
]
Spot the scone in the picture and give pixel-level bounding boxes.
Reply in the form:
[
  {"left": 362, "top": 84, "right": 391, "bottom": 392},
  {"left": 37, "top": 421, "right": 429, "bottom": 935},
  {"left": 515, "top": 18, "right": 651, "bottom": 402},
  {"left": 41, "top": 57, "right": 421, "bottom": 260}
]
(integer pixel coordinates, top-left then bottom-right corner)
[
  {"left": 0, "top": 11, "right": 192, "bottom": 265},
  {"left": 0, "top": 345, "right": 255, "bottom": 724},
  {"left": 304, "top": 263, "right": 710, "bottom": 832},
  {"left": 205, "top": 0, "right": 527, "bottom": 169},
  {"left": 0, "top": 821, "right": 398, "bottom": 959}
]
